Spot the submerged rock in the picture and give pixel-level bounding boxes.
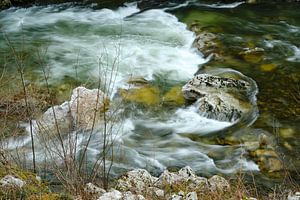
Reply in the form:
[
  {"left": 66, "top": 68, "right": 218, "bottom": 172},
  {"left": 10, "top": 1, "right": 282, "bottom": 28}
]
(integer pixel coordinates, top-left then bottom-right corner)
[
  {"left": 182, "top": 72, "right": 256, "bottom": 122},
  {"left": 119, "top": 86, "right": 160, "bottom": 106},
  {"left": 163, "top": 86, "right": 185, "bottom": 106},
  {"left": 250, "top": 149, "right": 283, "bottom": 173},
  {"left": 239, "top": 47, "right": 265, "bottom": 63}
]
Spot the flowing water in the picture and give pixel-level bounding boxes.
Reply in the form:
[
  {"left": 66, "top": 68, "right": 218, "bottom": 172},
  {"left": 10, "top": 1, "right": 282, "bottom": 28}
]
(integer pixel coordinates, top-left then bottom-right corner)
[{"left": 0, "top": 0, "right": 300, "bottom": 187}]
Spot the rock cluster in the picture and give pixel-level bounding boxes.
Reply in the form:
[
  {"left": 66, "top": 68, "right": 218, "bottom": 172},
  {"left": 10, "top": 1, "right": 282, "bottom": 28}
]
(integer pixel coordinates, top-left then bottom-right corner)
[{"left": 83, "top": 166, "right": 230, "bottom": 200}]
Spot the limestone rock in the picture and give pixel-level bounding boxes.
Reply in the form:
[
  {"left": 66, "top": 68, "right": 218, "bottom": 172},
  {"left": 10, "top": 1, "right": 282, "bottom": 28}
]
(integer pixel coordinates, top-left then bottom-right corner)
[
  {"left": 157, "top": 166, "right": 208, "bottom": 191},
  {"left": 182, "top": 74, "right": 251, "bottom": 101},
  {"left": 70, "top": 87, "right": 109, "bottom": 130},
  {"left": 123, "top": 191, "right": 145, "bottom": 200},
  {"left": 85, "top": 183, "right": 106, "bottom": 197},
  {"left": 185, "top": 192, "right": 198, "bottom": 200},
  {"left": 116, "top": 169, "right": 158, "bottom": 194},
  {"left": 182, "top": 73, "right": 254, "bottom": 122},
  {"left": 35, "top": 101, "right": 72, "bottom": 137},
  {"left": 0, "top": 175, "right": 25, "bottom": 188},
  {"left": 208, "top": 175, "right": 230, "bottom": 191},
  {"left": 98, "top": 189, "right": 122, "bottom": 200}
]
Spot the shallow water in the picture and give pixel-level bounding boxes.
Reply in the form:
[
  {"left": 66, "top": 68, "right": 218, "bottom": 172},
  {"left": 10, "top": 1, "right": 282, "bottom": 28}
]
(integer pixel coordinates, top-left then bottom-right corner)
[{"left": 0, "top": 1, "right": 300, "bottom": 187}]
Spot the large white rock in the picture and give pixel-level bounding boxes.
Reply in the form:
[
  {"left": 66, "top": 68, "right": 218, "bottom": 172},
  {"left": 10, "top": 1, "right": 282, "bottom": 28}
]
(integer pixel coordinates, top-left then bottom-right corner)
[
  {"left": 70, "top": 87, "right": 108, "bottom": 130},
  {"left": 123, "top": 191, "right": 145, "bottom": 200},
  {"left": 0, "top": 175, "right": 25, "bottom": 188},
  {"left": 34, "top": 101, "right": 72, "bottom": 137}
]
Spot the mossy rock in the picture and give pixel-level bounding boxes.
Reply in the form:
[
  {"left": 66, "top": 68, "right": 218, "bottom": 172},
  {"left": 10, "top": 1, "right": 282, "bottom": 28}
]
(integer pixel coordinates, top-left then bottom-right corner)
[
  {"left": 119, "top": 86, "right": 160, "bottom": 106},
  {"left": 162, "top": 86, "right": 185, "bottom": 106},
  {"left": 0, "top": 165, "right": 50, "bottom": 199},
  {"left": 260, "top": 63, "right": 277, "bottom": 72}
]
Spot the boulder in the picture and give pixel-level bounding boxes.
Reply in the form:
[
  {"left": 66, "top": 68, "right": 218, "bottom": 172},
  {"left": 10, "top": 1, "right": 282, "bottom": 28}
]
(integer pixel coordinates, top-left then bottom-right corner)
[
  {"left": 34, "top": 101, "right": 72, "bottom": 137},
  {"left": 0, "top": 175, "right": 25, "bottom": 188},
  {"left": 70, "top": 87, "right": 109, "bottom": 130},
  {"left": 116, "top": 169, "right": 158, "bottom": 194},
  {"left": 85, "top": 183, "right": 106, "bottom": 197},
  {"left": 288, "top": 192, "right": 300, "bottom": 200},
  {"left": 208, "top": 175, "right": 230, "bottom": 191},
  {"left": 182, "top": 74, "right": 251, "bottom": 101},
  {"left": 239, "top": 47, "right": 265, "bottom": 63},
  {"left": 182, "top": 73, "right": 254, "bottom": 122}
]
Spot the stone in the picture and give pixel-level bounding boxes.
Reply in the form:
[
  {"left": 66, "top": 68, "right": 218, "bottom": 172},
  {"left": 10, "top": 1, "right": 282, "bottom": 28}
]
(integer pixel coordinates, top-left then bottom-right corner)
[
  {"left": 182, "top": 74, "right": 251, "bottom": 101},
  {"left": 239, "top": 47, "right": 265, "bottom": 63},
  {"left": 157, "top": 166, "right": 208, "bottom": 192},
  {"left": 260, "top": 63, "right": 277, "bottom": 72},
  {"left": 70, "top": 87, "right": 109, "bottom": 130},
  {"left": 126, "top": 76, "right": 149, "bottom": 86},
  {"left": 193, "top": 32, "right": 219, "bottom": 57},
  {"left": 116, "top": 169, "right": 158, "bottom": 194},
  {"left": 182, "top": 73, "right": 255, "bottom": 122},
  {"left": 98, "top": 189, "right": 122, "bottom": 200},
  {"left": 119, "top": 86, "right": 160, "bottom": 106},
  {"left": 185, "top": 192, "right": 198, "bottom": 200},
  {"left": 0, "top": 175, "right": 25, "bottom": 188},
  {"left": 208, "top": 175, "right": 230, "bottom": 191},
  {"left": 34, "top": 101, "right": 72, "bottom": 137},
  {"left": 85, "top": 183, "right": 106, "bottom": 197},
  {"left": 250, "top": 149, "right": 283, "bottom": 173},
  {"left": 288, "top": 192, "right": 300, "bottom": 200},
  {"left": 123, "top": 191, "right": 145, "bottom": 200}
]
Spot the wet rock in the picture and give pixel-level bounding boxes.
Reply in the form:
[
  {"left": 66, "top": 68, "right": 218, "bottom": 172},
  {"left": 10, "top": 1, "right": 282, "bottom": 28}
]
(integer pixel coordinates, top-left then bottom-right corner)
[
  {"left": 208, "top": 175, "right": 230, "bottom": 191},
  {"left": 34, "top": 101, "right": 72, "bottom": 137},
  {"left": 182, "top": 73, "right": 254, "bottom": 122},
  {"left": 116, "top": 169, "right": 158, "bottom": 194},
  {"left": 260, "top": 63, "right": 277, "bottom": 72},
  {"left": 185, "top": 192, "right": 198, "bottom": 200},
  {"left": 193, "top": 32, "right": 220, "bottom": 58},
  {"left": 85, "top": 183, "right": 106, "bottom": 197},
  {"left": 70, "top": 87, "right": 109, "bottom": 130},
  {"left": 239, "top": 47, "right": 265, "bottom": 63},
  {"left": 119, "top": 86, "right": 160, "bottom": 106},
  {"left": 0, "top": 175, "right": 25, "bottom": 188},
  {"left": 98, "top": 189, "right": 122, "bottom": 200},
  {"left": 126, "top": 76, "right": 149, "bottom": 86},
  {"left": 250, "top": 149, "right": 283, "bottom": 173}
]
